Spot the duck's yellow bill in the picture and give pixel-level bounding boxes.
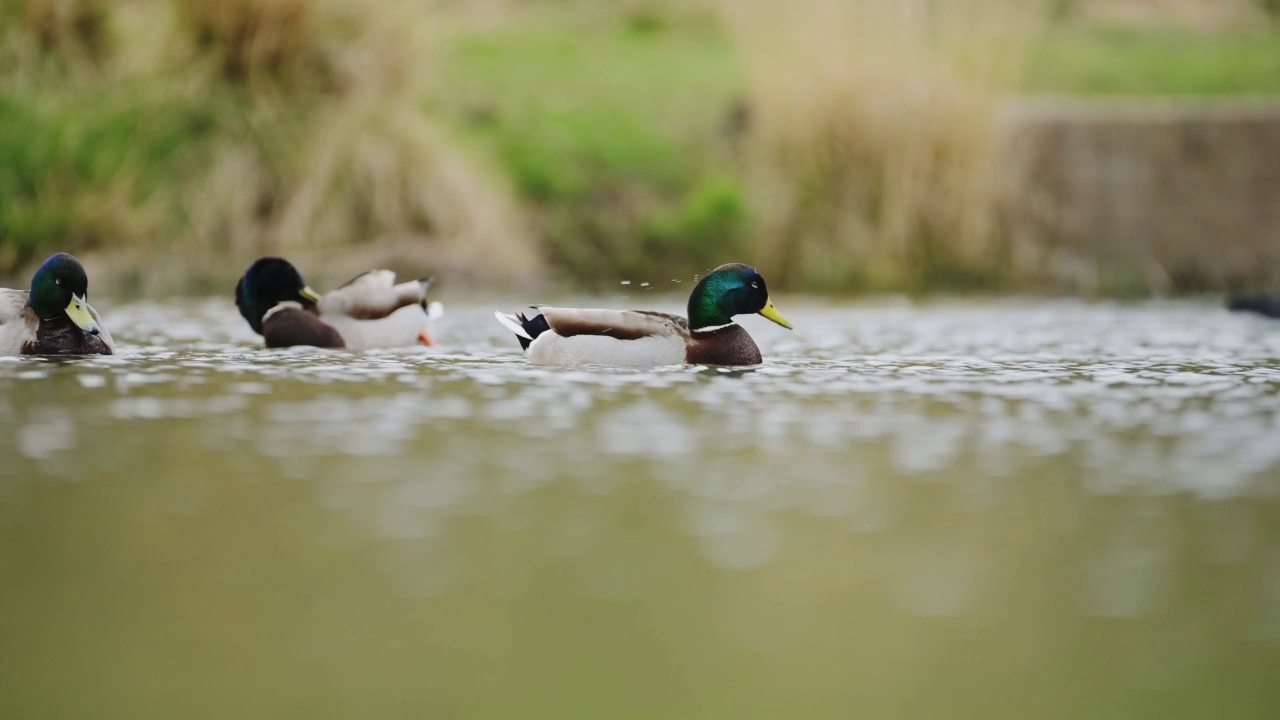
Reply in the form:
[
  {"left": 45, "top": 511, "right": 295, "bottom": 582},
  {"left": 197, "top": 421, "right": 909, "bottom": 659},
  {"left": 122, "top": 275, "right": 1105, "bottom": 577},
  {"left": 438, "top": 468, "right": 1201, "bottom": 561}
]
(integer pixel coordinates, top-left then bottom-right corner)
[
  {"left": 65, "top": 294, "right": 100, "bottom": 334},
  {"left": 299, "top": 286, "right": 323, "bottom": 304},
  {"left": 759, "top": 299, "right": 792, "bottom": 330}
]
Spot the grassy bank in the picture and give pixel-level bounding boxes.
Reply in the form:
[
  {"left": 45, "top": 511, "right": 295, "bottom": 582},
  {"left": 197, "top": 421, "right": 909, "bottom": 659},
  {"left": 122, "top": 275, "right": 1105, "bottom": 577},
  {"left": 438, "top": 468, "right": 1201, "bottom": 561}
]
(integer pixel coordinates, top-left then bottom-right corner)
[
  {"left": 1026, "top": 28, "right": 1280, "bottom": 95},
  {"left": 434, "top": 11, "right": 746, "bottom": 287},
  {"left": 2, "top": 0, "right": 1278, "bottom": 294}
]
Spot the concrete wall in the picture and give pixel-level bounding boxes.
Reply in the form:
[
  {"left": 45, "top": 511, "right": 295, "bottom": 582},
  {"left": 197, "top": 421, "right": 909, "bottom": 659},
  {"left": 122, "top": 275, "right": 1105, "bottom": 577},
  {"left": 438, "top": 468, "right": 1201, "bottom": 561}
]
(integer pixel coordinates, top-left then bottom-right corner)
[{"left": 1000, "top": 97, "right": 1280, "bottom": 292}]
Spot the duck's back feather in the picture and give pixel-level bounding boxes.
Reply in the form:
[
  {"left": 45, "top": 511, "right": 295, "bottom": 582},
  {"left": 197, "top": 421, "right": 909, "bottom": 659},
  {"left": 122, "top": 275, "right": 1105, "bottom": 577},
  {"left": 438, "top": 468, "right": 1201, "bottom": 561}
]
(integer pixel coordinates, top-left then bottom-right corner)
[
  {"left": 0, "top": 289, "right": 35, "bottom": 354},
  {"left": 320, "top": 270, "right": 425, "bottom": 320},
  {"left": 537, "top": 307, "right": 689, "bottom": 340},
  {"left": 88, "top": 303, "right": 114, "bottom": 352}
]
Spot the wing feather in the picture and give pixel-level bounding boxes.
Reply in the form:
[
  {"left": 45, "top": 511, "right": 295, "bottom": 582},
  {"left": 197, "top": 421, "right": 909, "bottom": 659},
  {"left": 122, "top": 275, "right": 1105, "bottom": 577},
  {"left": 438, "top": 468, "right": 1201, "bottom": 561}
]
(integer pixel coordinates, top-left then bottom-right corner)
[
  {"left": 320, "top": 270, "right": 426, "bottom": 320},
  {"left": 87, "top": 302, "right": 115, "bottom": 353},
  {"left": 0, "top": 290, "right": 34, "bottom": 355},
  {"left": 535, "top": 307, "right": 689, "bottom": 341}
]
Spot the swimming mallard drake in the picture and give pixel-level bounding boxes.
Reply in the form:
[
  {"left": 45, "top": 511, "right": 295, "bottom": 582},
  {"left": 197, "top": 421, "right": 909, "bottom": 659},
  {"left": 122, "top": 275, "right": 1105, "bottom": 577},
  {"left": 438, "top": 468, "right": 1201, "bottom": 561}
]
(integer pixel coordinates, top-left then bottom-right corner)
[
  {"left": 235, "top": 257, "right": 442, "bottom": 350},
  {"left": 495, "top": 263, "right": 791, "bottom": 367},
  {"left": 0, "top": 252, "right": 114, "bottom": 356}
]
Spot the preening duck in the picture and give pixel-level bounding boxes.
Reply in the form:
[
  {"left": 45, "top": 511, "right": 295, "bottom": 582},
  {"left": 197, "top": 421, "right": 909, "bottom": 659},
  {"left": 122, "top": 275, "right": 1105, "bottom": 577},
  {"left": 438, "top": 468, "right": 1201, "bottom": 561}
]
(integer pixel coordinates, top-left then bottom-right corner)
[
  {"left": 495, "top": 263, "right": 791, "bottom": 367},
  {"left": 235, "top": 257, "right": 441, "bottom": 350},
  {"left": 0, "top": 252, "right": 113, "bottom": 356}
]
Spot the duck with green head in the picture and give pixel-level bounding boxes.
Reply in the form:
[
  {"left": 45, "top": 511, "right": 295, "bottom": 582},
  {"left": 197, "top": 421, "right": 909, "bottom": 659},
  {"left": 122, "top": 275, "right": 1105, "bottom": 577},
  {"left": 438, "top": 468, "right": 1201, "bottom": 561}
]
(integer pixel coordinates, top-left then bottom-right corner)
[
  {"left": 0, "top": 252, "right": 114, "bottom": 355},
  {"left": 494, "top": 263, "right": 792, "bottom": 367},
  {"left": 235, "top": 257, "right": 442, "bottom": 350}
]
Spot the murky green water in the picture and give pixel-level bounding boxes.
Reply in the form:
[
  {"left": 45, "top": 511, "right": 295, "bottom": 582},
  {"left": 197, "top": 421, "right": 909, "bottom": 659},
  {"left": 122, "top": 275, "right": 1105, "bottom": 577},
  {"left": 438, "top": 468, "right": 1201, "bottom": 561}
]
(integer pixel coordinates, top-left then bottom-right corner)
[{"left": 4, "top": 297, "right": 1280, "bottom": 718}]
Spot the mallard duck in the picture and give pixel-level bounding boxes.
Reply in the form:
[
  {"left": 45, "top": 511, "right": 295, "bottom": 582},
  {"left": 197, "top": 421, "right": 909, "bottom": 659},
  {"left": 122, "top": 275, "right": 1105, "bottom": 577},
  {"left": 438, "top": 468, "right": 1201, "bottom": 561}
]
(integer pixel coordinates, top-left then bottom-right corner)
[
  {"left": 0, "top": 252, "right": 113, "bottom": 356},
  {"left": 235, "top": 257, "right": 442, "bottom": 350},
  {"left": 1229, "top": 292, "right": 1280, "bottom": 318},
  {"left": 495, "top": 263, "right": 791, "bottom": 367}
]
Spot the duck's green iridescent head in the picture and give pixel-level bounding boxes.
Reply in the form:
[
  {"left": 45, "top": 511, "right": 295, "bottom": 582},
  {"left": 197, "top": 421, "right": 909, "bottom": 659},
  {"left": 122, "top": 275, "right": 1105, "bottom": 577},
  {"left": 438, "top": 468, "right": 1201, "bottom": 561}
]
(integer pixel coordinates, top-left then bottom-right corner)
[
  {"left": 687, "top": 263, "right": 792, "bottom": 331},
  {"left": 235, "top": 257, "right": 323, "bottom": 334},
  {"left": 28, "top": 253, "right": 101, "bottom": 335}
]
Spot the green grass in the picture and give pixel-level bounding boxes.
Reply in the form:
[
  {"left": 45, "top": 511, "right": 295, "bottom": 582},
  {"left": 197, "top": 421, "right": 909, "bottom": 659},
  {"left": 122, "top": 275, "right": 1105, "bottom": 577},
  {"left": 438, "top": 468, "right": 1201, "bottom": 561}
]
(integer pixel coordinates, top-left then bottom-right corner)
[
  {"left": 1026, "top": 28, "right": 1280, "bottom": 95},
  {"left": 434, "top": 18, "right": 748, "bottom": 285},
  {"left": 0, "top": 90, "right": 222, "bottom": 271},
  {"left": 440, "top": 20, "right": 740, "bottom": 186}
]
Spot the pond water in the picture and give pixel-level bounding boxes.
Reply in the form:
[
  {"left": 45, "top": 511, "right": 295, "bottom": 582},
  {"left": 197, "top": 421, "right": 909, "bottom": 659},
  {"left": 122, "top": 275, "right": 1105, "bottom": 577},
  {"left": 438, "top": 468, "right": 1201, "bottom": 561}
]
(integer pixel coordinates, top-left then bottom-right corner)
[{"left": 3, "top": 297, "right": 1280, "bottom": 718}]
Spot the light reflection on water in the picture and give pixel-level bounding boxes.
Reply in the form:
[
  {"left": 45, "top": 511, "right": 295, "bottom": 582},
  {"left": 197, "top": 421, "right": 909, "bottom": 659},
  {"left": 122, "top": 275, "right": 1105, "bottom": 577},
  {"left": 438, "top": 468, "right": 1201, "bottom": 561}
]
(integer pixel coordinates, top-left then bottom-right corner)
[{"left": 2, "top": 298, "right": 1280, "bottom": 718}]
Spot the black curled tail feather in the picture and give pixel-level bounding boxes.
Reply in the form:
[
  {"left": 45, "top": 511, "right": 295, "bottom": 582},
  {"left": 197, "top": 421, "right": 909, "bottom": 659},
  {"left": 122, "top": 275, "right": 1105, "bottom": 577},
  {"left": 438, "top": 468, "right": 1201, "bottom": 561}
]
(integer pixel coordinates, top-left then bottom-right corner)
[
  {"left": 1228, "top": 292, "right": 1280, "bottom": 319},
  {"left": 516, "top": 312, "right": 551, "bottom": 351}
]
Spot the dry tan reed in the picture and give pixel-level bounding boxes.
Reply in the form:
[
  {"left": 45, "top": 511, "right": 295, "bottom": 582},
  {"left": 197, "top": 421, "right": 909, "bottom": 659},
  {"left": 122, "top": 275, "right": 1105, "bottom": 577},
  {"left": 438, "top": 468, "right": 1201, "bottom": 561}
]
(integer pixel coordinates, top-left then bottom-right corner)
[
  {"left": 169, "top": 0, "right": 539, "bottom": 290},
  {"left": 2, "top": 0, "right": 538, "bottom": 292},
  {"left": 1069, "top": 0, "right": 1268, "bottom": 34},
  {"left": 722, "top": 0, "right": 1053, "bottom": 291}
]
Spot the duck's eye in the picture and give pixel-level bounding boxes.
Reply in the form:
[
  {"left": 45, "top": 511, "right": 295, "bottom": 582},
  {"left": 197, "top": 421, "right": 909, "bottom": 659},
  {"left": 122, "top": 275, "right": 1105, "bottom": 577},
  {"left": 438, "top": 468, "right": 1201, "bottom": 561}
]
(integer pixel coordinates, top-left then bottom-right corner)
[
  {"left": 55, "top": 279, "right": 61, "bottom": 285},
  {"left": 750, "top": 281, "right": 759, "bottom": 289}
]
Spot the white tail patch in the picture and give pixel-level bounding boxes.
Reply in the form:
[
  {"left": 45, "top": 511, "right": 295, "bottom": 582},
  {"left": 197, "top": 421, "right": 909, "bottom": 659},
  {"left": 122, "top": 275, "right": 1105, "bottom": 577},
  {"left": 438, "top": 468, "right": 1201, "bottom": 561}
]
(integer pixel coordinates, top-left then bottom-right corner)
[
  {"left": 494, "top": 311, "right": 532, "bottom": 340},
  {"left": 426, "top": 301, "right": 445, "bottom": 320}
]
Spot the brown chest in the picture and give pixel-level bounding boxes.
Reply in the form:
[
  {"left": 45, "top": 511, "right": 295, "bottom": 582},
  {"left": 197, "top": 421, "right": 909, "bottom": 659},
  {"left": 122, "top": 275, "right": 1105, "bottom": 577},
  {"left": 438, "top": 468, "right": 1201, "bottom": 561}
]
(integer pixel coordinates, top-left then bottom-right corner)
[
  {"left": 685, "top": 325, "right": 763, "bottom": 366},
  {"left": 262, "top": 308, "right": 346, "bottom": 349},
  {"left": 21, "top": 315, "right": 112, "bottom": 355}
]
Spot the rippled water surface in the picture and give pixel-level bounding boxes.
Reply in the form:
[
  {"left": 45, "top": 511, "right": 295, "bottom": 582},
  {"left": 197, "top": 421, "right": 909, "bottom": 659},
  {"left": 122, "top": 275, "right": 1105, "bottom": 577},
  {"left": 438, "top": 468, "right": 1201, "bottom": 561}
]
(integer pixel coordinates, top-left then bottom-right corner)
[{"left": 4, "top": 297, "right": 1280, "bottom": 718}]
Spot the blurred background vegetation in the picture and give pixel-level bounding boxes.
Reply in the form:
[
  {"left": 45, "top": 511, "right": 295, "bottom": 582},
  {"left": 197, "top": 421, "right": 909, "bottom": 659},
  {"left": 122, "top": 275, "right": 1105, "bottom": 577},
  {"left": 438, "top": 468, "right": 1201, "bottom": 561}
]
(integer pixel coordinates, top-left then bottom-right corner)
[{"left": 1, "top": 0, "right": 1278, "bottom": 295}]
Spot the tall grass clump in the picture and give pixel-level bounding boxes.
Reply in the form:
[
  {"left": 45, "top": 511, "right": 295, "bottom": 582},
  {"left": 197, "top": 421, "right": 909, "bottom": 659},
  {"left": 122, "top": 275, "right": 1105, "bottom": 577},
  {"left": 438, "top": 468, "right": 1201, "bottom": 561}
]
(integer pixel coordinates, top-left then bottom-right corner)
[
  {"left": 722, "top": 0, "right": 1053, "bottom": 292},
  {"left": 0, "top": 0, "right": 537, "bottom": 293},
  {"left": 169, "top": 0, "right": 538, "bottom": 291}
]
